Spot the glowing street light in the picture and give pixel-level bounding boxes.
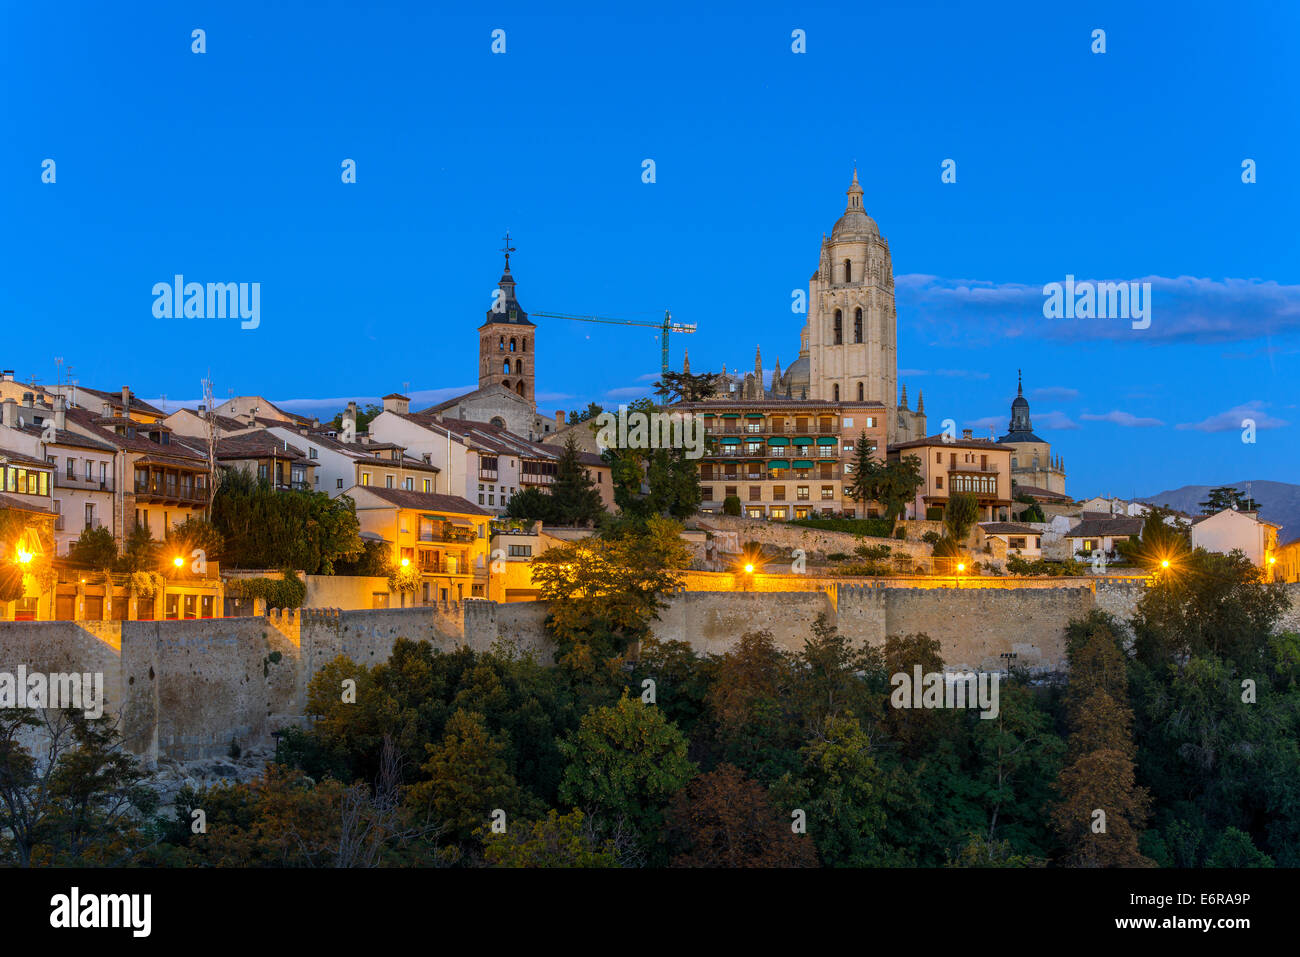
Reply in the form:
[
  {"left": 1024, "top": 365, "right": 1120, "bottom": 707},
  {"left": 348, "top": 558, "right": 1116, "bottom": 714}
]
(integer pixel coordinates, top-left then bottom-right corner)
[
  {"left": 744, "top": 563, "right": 755, "bottom": 574},
  {"left": 400, "top": 557, "right": 410, "bottom": 568},
  {"left": 172, "top": 556, "right": 185, "bottom": 568},
  {"left": 16, "top": 549, "right": 33, "bottom": 565},
  {"left": 1160, "top": 559, "right": 1170, "bottom": 569}
]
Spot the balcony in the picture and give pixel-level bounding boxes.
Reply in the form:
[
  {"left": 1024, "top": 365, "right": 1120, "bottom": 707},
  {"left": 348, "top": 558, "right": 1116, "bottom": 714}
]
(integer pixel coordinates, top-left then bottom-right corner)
[
  {"left": 479, "top": 469, "right": 499, "bottom": 482},
  {"left": 416, "top": 557, "right": 470, "bottom": 576},
  {"left": 418, "top": 523, "right": 478, "bottom": 544},
  {"left": 133, "top": 480, "right": 208, "bottom": 506},
  {"left": 55, "top": 473, "right": 115, "bottom": 493},
  {"left": 520, "top": 472, "right": 555, "bottom": 485}
]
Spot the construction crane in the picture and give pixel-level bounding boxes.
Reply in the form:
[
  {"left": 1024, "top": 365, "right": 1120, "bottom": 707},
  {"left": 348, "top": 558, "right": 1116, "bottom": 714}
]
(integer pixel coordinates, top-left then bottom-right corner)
[{"left": 530, "top": 309, "right": 696, "bottom": 377}]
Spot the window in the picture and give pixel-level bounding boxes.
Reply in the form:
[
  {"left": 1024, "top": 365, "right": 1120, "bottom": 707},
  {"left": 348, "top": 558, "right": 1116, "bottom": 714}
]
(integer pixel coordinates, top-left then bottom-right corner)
[
  {"left": 821, "top": 486, "right": 834, "bottom": 500},
  {"left": 725, "top": 486, "right": 737, "bottom": 499},
  {"left": 844, "top": 258, "right": 852, "bottom": 282},
  {"left": 746, "top": 507, "right": 763, "bottom": 518},
  {"left": 503, "top": 360, "right": 511, "bottom": 374},
  {"left": 499, "top": 336, "right": 505, "bottom": 350},
  {"left": 701, "top": 486, "right": 713, "bottom": 501},
  {"left": 488, "top": 494, "right": 494, "bottom": 505},
  {"left": 833, "top": 384, "right": 840, "bottom": 401},
  {"left": 508, "top": 544, "right": 532, "bottom": 557},
  {"left": 854, "top": 307, "right": 863, "bottom": 343},
  {"left": 258, "top": 464, "right": 269, "bottom": 481},
  {"left": 337, "top": 478, "right": 344, "bottom": 489},
  {"left": 936, "top": 476, "right": 944, "bottom": 489},
  {"left": 66, "top": 458, "right": 75, "bottom": 479},
  {"left": 866, "top": 416, "right": 875, "bottom": 428},
  {"left": 85, "top": 460, "right": 93, "bottom": 481},
  {"left": 773, "top": 485, "right": 785, "bottom": 501},
  {"left": 748, "top": 486, "right": 762, "bottom": 502},
  {"left": 771, "top": 506, "right": 787, "bottom": 520},
  {"left": 424, "top": 479, "right": 432, "bottom": 492},
  {"left": 85, "top": 503, "right": 94, "bottom": 528},
  {"left": 386, "top": 475, "right": 394, "bottom": 488},
  {"left": 309, "top": 447, "right": 317, "bottom": 459},
  {"left": 833, "top": 309, "right": 843, "bottom": 344},
  {"left": 404, "top": 477, "right": 413, "bottom": 490},
  {"left": 478, "top": 494, "right": 484, "bottom": 504},
  {"left": 510, "top": 338, "right": 517, "bottom": 352},
  {"left": 797, "top": 486, "right": 810, "bottom": 500},
  {"left": 515, "top": 359, "right": 523, "bottom": 375},
  {"left": 361, "top": 472, "right": 371, "bottom": 485},
  {"left": 1009, "top": 537, "right": 1026, "bottom": 549}
]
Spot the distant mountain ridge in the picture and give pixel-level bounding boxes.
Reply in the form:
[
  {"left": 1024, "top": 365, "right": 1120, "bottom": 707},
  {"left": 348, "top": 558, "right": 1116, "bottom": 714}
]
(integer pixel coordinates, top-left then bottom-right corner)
[{"left": 1137, "top": 480, "right": 1300, "bottom": 544}]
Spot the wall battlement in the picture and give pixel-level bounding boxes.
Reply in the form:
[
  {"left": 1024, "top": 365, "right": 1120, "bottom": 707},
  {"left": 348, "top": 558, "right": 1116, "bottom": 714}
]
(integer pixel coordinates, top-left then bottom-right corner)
[{"left": 6, "top": 578, "right": 1292, "bottom": 762}]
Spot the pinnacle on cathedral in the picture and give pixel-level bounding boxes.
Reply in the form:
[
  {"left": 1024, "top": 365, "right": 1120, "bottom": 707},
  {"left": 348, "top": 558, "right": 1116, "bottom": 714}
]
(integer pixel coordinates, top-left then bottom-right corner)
[
  {"left": 683, "top": 349, "right": 690, "bottom": 374},
  {"left": 899, "top": 383, "right": 909, "bottom": 410}
]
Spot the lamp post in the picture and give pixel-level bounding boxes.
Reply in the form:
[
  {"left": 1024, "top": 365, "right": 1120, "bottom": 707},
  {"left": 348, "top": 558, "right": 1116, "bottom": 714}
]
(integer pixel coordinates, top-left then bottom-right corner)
[{"left": 955, "top": 561, "right": 965, "bottom": 589}]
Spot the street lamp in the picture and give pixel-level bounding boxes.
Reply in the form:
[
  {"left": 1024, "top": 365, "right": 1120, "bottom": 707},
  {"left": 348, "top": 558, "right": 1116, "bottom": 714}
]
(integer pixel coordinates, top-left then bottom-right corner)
[
  {"left": 16, "top": 549, "right": 33, "bottom": 565},
  {"left": 400, "top": 557, "right": 410, "bottom": 568},
  {"left": 172, "top": 556, "right": 184, "bottom": 568},
  {"left": 955, "top": 561, "right": 965, "bottom": 589}
]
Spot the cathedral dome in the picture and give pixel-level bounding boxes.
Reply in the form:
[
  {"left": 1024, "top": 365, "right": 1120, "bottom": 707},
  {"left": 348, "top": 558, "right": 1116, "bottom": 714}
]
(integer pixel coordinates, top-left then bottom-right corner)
[
  {"left": 830, "top": 169, "right": 879, "bottom": 243},
  {"left": 783, "top": 355, "right": 810, "bottom": 397}
]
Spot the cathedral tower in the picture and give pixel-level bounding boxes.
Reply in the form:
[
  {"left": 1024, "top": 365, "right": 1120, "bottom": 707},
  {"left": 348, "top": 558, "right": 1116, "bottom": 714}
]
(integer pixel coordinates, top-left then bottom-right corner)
[
  {"left": 804, "top": 170, "right": 899, "bottom": 439},
  {"left": 478, "top": 234, "right": 536, "bottom": 404}
]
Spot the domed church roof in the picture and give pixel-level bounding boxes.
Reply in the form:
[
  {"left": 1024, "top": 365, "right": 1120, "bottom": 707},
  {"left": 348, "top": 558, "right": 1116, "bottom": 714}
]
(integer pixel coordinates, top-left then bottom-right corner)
[{"left": 830, "top": 169, "right": 880, "bottom": 243}]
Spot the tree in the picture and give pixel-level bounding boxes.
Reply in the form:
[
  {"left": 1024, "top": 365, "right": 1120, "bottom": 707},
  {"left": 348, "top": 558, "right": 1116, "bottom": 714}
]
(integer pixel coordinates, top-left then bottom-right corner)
[
  {"left": 602, "top": 398, "right": 701, "bottom": 523},
  {"left": 504, "top": 486, "right": 558, "bottom": 525},
  {"left": 210, "top": 468, "right": 363, "bottom": 573},
  {"left": 549, "top": 433, "right": 605, "bottom": 526},
  {"left": 164, "top": 515, "right": 225, "bottom": 565},
  {"left": 943, "top": 491, "right": 979, "bottom": 543},
  {"left": 654, "top": 370, "right": 721, "bottom": 404},
  {"left": 329, "top": 402, "right": 381, "bottom": 433},
  {"left": 770, "top": 712, "right": 894, "bottom": 866},
  {"left": 530, "top": 516, "right": 689, "bottom": 677},
  {"left": 567, "top": 403, "right": 605, "bottom": 425},
  {"left": 408, "top": 709, "right": 539, "bottom": 844},
  {"left": 115, "top": 523, "right": 159, "bottom": 573},
  {"left": 483, "top": 808, "right": 619, "bottom": 867},
  {"left": 1198, "top": 485, "right": 1259, "bottom": 515},
  {"left": 1050, "top": 613, "right": 1153, "bottom": 867},
  {"left": 1014, "top": 492, "right": 1046, "bottom": 523},
  {"left": 852, "top": 452, "right": 924, "bottom": 533},
  {"left": 557, "top": 694, "right": 697, "bottom": 853},
  {"left": 706, "top": 629, "right": 802, "bottom": 783},
  {"left": 846, "top": 430, "right": 882, "bottom": 508},
  {"left": 721, "top": 495, "right": 741, "bottom": 516},
  {"left": 68, "top": 525, "right": 117, "bottom": 567},
  {"left": 664, "top": 764, "right": 818, "bottom": 867}
]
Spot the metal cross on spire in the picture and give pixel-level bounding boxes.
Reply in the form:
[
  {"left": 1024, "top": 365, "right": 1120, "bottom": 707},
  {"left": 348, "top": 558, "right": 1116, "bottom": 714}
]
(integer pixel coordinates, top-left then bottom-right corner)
[{"left": 501, "top": 230, "right": 516, "bottom": 270}]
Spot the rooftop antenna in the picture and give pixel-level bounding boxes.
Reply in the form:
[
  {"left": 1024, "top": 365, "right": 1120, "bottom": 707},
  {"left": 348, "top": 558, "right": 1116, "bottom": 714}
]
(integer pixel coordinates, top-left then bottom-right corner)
[{"left": 202, "top": 375, "right": 219, "bottom": 515}]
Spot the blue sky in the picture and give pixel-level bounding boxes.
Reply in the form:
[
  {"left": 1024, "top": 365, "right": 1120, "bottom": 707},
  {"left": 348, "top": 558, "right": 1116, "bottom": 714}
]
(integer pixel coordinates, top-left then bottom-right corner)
[{"left": 3, "top": 0, "right": 1297, "bottom": 498}]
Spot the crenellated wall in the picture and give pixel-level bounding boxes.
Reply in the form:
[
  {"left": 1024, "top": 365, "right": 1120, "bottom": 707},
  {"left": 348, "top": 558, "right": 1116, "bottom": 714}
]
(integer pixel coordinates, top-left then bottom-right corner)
[{"left": 3, "top": 581, "right": 1292, "bottom": 761}]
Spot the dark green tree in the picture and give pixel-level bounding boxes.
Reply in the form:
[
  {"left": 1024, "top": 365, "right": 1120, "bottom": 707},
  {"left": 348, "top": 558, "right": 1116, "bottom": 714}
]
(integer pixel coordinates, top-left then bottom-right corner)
[{"left": 549, "top": 434, "right": 605, "bottom": 526}]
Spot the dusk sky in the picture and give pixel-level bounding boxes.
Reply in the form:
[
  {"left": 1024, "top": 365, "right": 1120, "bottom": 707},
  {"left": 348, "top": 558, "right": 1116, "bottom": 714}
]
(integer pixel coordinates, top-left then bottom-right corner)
[{"left": 3, "top": 1, "right": 1297, "bottom": 497}]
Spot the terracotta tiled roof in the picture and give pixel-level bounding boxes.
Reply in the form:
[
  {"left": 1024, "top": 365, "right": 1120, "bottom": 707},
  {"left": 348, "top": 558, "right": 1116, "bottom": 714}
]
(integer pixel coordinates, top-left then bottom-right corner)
[
  {"left": 1065, "top": 517, "right": 1145, "bottom": 539},
  {"left": 351, "top": 486, "right": 490, "bottom": 516},
  {"left": 980, "top": 522, "right": 1040, "bottom": 535},
  {"left": 890, "top": 433, "right": 1014, "bottom": 452},
  {"left": 0, "top": 447, "right": 54, "bottom": 468},
  {"left": 0, "top": 493, "right": 53, "bottom": 514},
  {"left": 215, "top": 431, "right": 310, "bottom": 463}
]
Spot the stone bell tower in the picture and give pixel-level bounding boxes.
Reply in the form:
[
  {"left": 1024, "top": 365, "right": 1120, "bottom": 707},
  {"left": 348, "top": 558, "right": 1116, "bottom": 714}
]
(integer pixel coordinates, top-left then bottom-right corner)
[{"left": 478, "top": 232, "right": 536, "bottom": 404}]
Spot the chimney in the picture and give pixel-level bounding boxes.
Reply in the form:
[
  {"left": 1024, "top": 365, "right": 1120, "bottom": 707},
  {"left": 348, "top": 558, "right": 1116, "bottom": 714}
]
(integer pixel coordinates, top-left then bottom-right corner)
[
  {"left": 1, "top": 398, "right": 15, "bottom": 428},
  {"left": 346, "top": 400, "right": 358, "bottom": 423},
  {"left": 1, "top": 370, "right": 13, "bottom": 382},
  {"left": 53, "top": 395, "right": 66, "bottom": 432},
  {"left": 961, "top": 428, "right": 973, "bottom": 439},
  {"left": 21, "top": 392, "right": 34, "bottom": 408},
  {"left": 197, "top": 404, "right": 207, "bottom": 417},
  {"left": 121, "top": 386, "right": 131, "bottom": 413},
  {"left": 382, "top": 393, "right": 410, "bottom": 415},
  {"left": 555, "top": 410, "right": 566, "bottom": 426},
  {"left": 101, "top": 401, "right": 112, "bottom": 418}
]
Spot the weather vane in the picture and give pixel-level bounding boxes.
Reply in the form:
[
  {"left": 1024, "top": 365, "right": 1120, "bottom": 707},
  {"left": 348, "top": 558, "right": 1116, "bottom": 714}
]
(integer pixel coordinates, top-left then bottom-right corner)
[{"left": 501, "top": 230, "right": 516, "bottom": 269}]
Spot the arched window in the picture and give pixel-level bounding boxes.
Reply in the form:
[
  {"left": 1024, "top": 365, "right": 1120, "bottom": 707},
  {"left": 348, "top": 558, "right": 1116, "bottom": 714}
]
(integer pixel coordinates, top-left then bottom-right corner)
[
  {"left": 833, "top": 383, "right": 840, "bottom": 401},
  {"left": 857, "top": 382, "right": 864, "bottom": 401},
  {"left": 521, "top": 339, "right": 527, "bottom": 353},
  {"left": 510, "top": 338, "right": 516, "bottom": 352},
  {"left": 833, "top": 309, "right": 843, "bottom": 345},
  {"left": 503, "top": 360, "right": 511, "bottom": 374},
  {"left": 490, "top": 417, "right": 506, "bottom": 429},
  {"left": 502, "top": 379, "right": 510, "bottom": 390},
  {"left": 515, "top": 381, "right": 524, "bottom": 396},
  {"left": 844, "top": 259, "right": 852, "bottom": 282},
  {"left": 854, "top": 307, "right": 863, "bottom": 343},
  {"left": 515, "top": 359, "right": 523, "bottom": 374},
  {"left": 498, "top": 336, "right": 505, "bottom": 350}
]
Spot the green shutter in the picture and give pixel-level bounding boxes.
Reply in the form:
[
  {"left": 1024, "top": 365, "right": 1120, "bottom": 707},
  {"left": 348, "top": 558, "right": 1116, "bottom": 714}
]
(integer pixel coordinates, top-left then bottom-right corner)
[
  {"left": 816, "top": 437, "right": 837, "bottom": 446},
  {"left": 745, "top": 413, "right": 765, "bottom": 419},
  {"left": 792, "top": 437, "right": 814, "bottom": 446},
  {"left": 792, "top": 460, "right": 815, "bottom": 469},
  {"left": 722, "top": 413, "right": 741, "bottom": 418},
  {"left": 767, "top": 437, "right": 789, "bottom": 446},
  {"left": 720, "top": 437, "right": 740, "bottom": 445},
  {"left": 767, "top": 459, "right": 791, "bottom": 469}
]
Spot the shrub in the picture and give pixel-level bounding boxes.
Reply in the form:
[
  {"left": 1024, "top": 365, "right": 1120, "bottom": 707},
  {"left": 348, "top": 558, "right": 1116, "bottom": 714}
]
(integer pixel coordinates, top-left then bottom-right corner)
[
  {"left": 788, "top": 517, "right": 892, "bottom": 537},
  {"left": 722, "top": 495, "right": 742, "bottom": 516},
  {"left": 225, "top": 570, "right": 306, "bottom": 608}
]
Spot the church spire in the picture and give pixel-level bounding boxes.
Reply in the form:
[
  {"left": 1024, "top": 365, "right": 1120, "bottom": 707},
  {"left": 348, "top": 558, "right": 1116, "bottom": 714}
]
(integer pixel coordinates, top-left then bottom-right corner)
[
  {"left": 916, "top": 389, "right": 924, "bottom": 413},
  {"left": 845, "top": 167, "right": 864, "bottom": 212},
  {"left": 899, "top": 383, "right": 909, "bottom": 410},
  {"left": 683, "top": 349, "right": 690, "bottom": 374},
  {"left": 1017, "top": 368, "right": 1023, "bottom": 396},
  {"left": 754, "top": 345, "right": 762, "bottom": 376}
]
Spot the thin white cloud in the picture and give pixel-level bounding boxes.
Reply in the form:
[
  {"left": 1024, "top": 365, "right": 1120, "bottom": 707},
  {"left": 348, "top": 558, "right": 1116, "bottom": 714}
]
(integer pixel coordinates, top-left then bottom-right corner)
[
  {"left": 1175, "top": 401, "right": 1289, "bottom": 433},
  {"left": 1080, "top": 410, "right": 1165, "bottom": 427},
  {"left": 1030, "top": 386, "right": 1079, "bottom": 401},
  {"left": 896, "top": 274, "right": 1300, "bottom": 344}
]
